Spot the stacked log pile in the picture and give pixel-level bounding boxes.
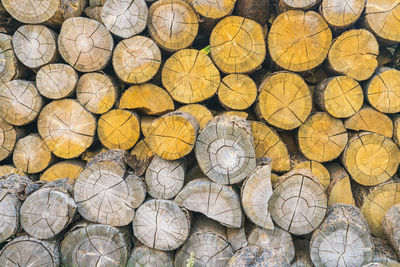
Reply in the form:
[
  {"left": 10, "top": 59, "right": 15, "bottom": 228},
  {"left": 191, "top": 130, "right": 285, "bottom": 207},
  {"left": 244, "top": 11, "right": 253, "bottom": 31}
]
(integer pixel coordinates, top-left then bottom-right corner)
[{"left": 3, "top": 0, "right": 400, "bottom": 266}]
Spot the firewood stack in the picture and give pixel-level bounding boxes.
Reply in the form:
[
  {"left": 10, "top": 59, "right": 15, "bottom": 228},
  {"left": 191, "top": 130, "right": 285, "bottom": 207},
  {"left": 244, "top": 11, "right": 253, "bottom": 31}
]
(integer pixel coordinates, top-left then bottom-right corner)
[{"left": 2, "top": 0, "right": 400, "bottom": 266}]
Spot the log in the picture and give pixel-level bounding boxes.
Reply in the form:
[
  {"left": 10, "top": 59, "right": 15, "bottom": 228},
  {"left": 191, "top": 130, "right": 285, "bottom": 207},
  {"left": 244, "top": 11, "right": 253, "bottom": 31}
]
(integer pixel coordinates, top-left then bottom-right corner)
[
  {"left": 162, "top": 49, "right": 220, "bottom": 104},
  {"left": 210, "top": 16, "right": 266, "bottom": 74},
  {"left": 218, "top": 74, "right": 257, "bottom": 111},
  {"left": 13, "top": 133, "right": 53, "bottom": 174},
  {"left": 100, "top": 0, "right": 148, "bottom": 38},
  {"left": 38, "top": 99, "right": 96, "bottom": 159},
  {"left": 354, "top": 181, "right": 400, "bottom": 239},
  {"left": 269, "top": 169, "right": 328, "bottom": 235},
  {"left": 321, "top": 0, "right": 365, "bottom": 29},
  {"left": 362, "top": 263, "right": 386, "bottom": 267},
  {"left": 40, "top": 160, "right": 85, "bottom": 182},
  {"left": 140, "top": 116, "right": 155, "bottom": 138},
  {"left": 291, "top": 152, "right": 331, "bottom": 190},
  {"left": 145, "top": 156, "right": 185, "bottom": 199},
  {"left": 0, "top": 165, "right": 25, "bottom": 177},
  {"left": 365, "top": 0, "right": 400, "bottom": 44},
  {"left": 0, "top": 80, "right": 43, "bottom": 126},
  {"left": 236, "top": 0, "right": 269, "bottom": 25},
  {"left": 255, "top": 71, "right": 312, "bottom": 130},
  {"left": 130, "top": 139, "right": 154, "bottom": 161},
  {"left": 371, "top": 237, "right": 400, "bottom": 267},
  {"left": 226, "top": 226, "right": 248, "bottom": 251},
  {"left": 60, "top": 221, "right": 131, "bottom": 267},
  {"left": 74, "top": 151, "right": 142, "bottom": 226},
  {"left": 20, "top": 182, "right": 76, "bottom": 239},
  {"left": 125, "top": 173, "right": 147, "bottom": 208},
  {"left": 291, "top": 239, "right": 313, "bottom": 267},
  {"left": 148, "top": 0, "right": 199, "bottom": 51},
  {"left": 241, "top": 159, "right": 274, "bottom": 230},
  {"left": 36, "top": 63, "right": 78, "bottom": 100},
  {"left": 366, "top": 67, "right": 400, "bottom": 113},
  {"left": 342, "top": 132, "right": 400, "bottom": 186},
  {"left": 178, "top": 104, "right": 214, "bottom": 130},
  {"left": 278, "top": 0, "right": 320, "bottom": 11},
  {"left": 80, "top": 145, "right": 108, "bottom": 162},
  {"left": 133, "top": 199, "right": 190, "bottom": 251},
  {"left": 146, "top": 111, "right": 199, "bottom": 160},
  {"left": 174, "top": 215, "right": 234, "bottom": 267},
  {"left": 76, "top": 72, "right": 118, "bottom": 115},
  {"left": 328, "top": 29, "right": 379, "bottom": 81},
  {"left": 383, "top": 202, "right": 400, "bottom": 258},
  {"left": 175, "top": 178, "right": 242, "bottom": 228},
  {"left": 119, "top": 84, "right": 174, "bottom": 115},
  {"left": 0, "top": 33, "right": 21, "bottom": 84},
  {"left": 345, "top": 107, "right": 394, "bottom": 138},
  {"left": 127, "top": 245, "right": 174, "bottom": 267},
  {"left": 315, "top": 76, "right": 363, "bottom": 118},
  {"left": 0, "top": 187, "right": 21, "bottom": 243},
  {"left": 247, "top": 226, "right": 295, "bottom": 263},
  {"left": 58, "top": 17, "right": 114, "bottom": 72},
  {"left": 326, "top": 163, "right": 355, "bottom": 207},
  {"left": 268, "top": 10, "right": 332, "bottom": 72},
  {"left": 298, "top": 112, "right": 348, "bottom": 162},
  {"left": 228, "top": 246, "right": 290, "bottom": 267},
  {"left": 84, "top": 5, "right": 103, "bottom": 22},
  {"left": 97, "top": 109, "right": 140, "bottom": 150},
  {"left": 195, "top": 115, "right": 256, "bottom": 185},
  {"left": 113, "top": 36, "right": 161, "bottom": 84},
  {"left": 188, "top": 0, "right": 236, "bottom": 21},
  {"left": 310, "top": 204, "right": 374, "bottom": 267},
  {"left": 251, "top": 121, "right": 290, "bottom": 172},
  {"left": 222, "top": 110, "right": 249, "bottom": 119},
  {"left": 13, "top": 25, "right": 57, "bottom": 70},
  {"left": 0, "top": 119, "right": 18, "bottom": 161},
  {"left": 0, "top": 236, "right": 59, "bottom": 266}
]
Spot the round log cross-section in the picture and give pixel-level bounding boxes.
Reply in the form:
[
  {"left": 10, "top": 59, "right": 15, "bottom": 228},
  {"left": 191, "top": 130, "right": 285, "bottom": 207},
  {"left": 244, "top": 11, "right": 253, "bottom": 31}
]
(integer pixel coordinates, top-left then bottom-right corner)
[
  {"left": 268, "top": 10, "right": 332, "bottom": 72},
  {"left": 321, "top": 0, "right": 365, "bottom": 29},
  {"left": 269, "top": 170, "right": 328, "bottom": 235},
  {"left": 195, "top": 115, "right": 256, "bottom": 185},
  {"left": 210, "top": 16, "right": 266, "bottom": 74},
  {"left": 38, "top": 99, "right": 96, "bottom": 159},
  {"left": 0, "top": 33, "right": 20, "bottom": 84},
  {"left": 58, "top": 17, "right": 114, "bottom": 72},
  {"left": 148, "top": 0, "right": 199, "bottom": 51},
  {"left": 2, "top": 0, "right": 60, "bottom": 24}
]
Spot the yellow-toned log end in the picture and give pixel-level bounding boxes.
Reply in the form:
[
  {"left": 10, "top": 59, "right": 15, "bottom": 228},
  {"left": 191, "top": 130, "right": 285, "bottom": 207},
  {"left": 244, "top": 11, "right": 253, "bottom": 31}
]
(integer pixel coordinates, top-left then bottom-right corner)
[
  {"left": 140, "top": 116, "right": 156, "bottom": 138},
  {"left": 256, "top": 71, "right": 312, "bottom": 130},
  {"left": 210, "top": 16, "right": 266, "bottom": 74},
  {"left": 291, "top": 153, "right": 331, "bottom": 190},
  {"left": 342, "top": 132, "right": 400, "bottom": 186},
  {"left": 315, "top": 76, "right": 363, "bottom": 118},
  {"left": 38, "top": 99, "right": 96, "bottom": 159},
  {"left": 328, "top": 29, "right": 378, "bottom": 81},
  {"left": 221, "top": 111, "right": 249, "bottom": 119},
  {"left": 0, "top": 80, "right": 43, "bottom": 126},
  {"left": 0, "top": 119, "right": 17, "bottom": 161},
  {"left": 13, "top": 134, "right": 52, "bottom": 174},
  {"left": 98, "top": 109, "right": 140, "bottom": 150},
  {"left": 218, "top": 74, "right": 257, "bottom": 110},
  {"left": 146, "top": 111, "right": 199, "bottom": 160},
  {"left": 345, "top": 107, "right": 394, "bottom": 138},
  {"left": 321, "top": 0, "right": 365, "bottom": 29},
  {"left": 298, "top": 112, "right": 348, "bottom": 162},
  {"left": 148, "top": 0, "right": 198, "bottom": 51},
  {"left": 0, "top": 165, "right": 25, "bottom": 177},
  {"left": 162, "top": 49, "right": 220, "bottom": 103},
  {"left": 188, "top": 0, "right": 236, "bottom": 19},
  {"left": 365, "top": 0, "right": 400, "bottom": 44},
  {"left": 178, "top": 104, "right": 213, "bottom": 130},
  {"left": 366, "top": 67, "right": 400, "bottom": 114},
  {"left": 251, "top": 121, "right": 290, "bottom": 173},
  {"left": 40, "top": 160, "right": 85, "bottom": 182},
  {"left": 268, "top": 10, "right": 332, "bottom": 72},
  {"left": 278, "top": 0, "right": 320, "bottom": 11},
  {"left": 113, "top": 36, "right": 161, "bottom": 84},
  {"left": 58, "top": 17, "right": 113, "bottom": 72},
  {"left": 326, "top": 163, "right": 355, "bottom": 207},
  {"left": 130, "top": 139, "right": 154, "bottom": 161},
  {"left": 119, "top": 84, "right": 174, "bottom": 115},
  {"left": 76, "top": 72, "right": 117, "bottom": 115}
]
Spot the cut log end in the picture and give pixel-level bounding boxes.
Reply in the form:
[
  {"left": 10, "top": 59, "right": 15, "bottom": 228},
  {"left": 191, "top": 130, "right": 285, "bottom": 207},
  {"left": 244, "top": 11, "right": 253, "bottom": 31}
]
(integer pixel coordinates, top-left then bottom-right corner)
[
  {"left": 0, "top": 119, "right": 17, "bottom": 161},
  {"left": 0, "top": 33, "right": 19, "bottom": 84},
  {"left": 189, "top": 0, "right": 236, "bottom": 19},
  {"left": 268, "top": 10, "right": 332, "bottom": 72},
  {"left": 218, "top": 74, "right": 257, "bottom": 110},
  {"left": 321, "top": 0, "right": 365, "bottom": 29},
  {"left": 40, "top": 160, "right": 85, "bottom": 182},
  {"left": 228, "top": 246, "right": 290, "bottom": 267},
  {"left": 210, "top": 16, "right": 266, "bottom": 74},
  {"left": 127, "top": 245, "right": 174, "bottom": 267},
  {"left": 178, "top": 104, "right": 213, "bottom": 129},
  {"left": 2, "top": 0, "right": 60, "bottom": 24}
]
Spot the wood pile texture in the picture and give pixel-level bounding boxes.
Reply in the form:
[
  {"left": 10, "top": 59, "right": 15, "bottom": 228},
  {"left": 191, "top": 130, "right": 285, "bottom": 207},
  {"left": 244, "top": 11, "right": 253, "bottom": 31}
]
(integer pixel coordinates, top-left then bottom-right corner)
[{"left": 3, "top": 0, "right": 400, "bottom": 266}]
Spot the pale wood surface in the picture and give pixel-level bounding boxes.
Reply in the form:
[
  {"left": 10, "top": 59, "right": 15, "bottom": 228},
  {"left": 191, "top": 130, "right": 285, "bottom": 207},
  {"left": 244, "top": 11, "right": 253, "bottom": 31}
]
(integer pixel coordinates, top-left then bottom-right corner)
[
  {"left": 228, "top": 246, "right": 290, "bottom": 267},
  {"left": 0, "top": 33, "right": 20, "bottom": 84},
  {"left": 36, "top": 64, "right": 78, "bottom": 99},
  {"left": 127, "top": 245, "right": 174, "bottom": 267},
  {"left": 321, "top": 0, "right": 365, "bottom": 28},
  {"left": 0, "top": 119, "right": 17, "bottom": 161},
  {"left": 188, "top": 0, "right": 236, "bottom": 19}
]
